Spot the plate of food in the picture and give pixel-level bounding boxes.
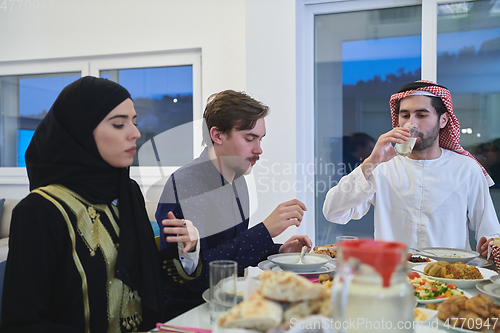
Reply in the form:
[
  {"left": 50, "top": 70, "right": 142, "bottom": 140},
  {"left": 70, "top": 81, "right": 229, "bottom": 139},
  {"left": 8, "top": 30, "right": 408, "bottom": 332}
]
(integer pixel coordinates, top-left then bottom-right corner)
[
  {"left": 406, "top": 253, "right": 436, "bottom": 271},
  {"left": 412, "top": 262, "right": 497, "bottom": 289},
  {"left": 258, "top": 259, "right": 336, "bottom": 277},
  {"left": 407, "top": 271, "right": 470, "bottom": 304},
  {"left": 311, "top": 244, "right": 337, "bottom": 258},
  {"left": 418, "top": 247, "right": 479, "bottom": 264},
  {"left": 435, "top": 294, "right": 500, "bottom": 332}
]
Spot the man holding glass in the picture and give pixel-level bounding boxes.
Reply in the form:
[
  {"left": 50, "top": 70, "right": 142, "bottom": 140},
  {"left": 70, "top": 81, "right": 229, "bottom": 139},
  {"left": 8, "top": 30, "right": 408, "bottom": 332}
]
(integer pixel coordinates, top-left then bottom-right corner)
[
  {"left": 323, "top": 80, "right": 500, "bottom": 257},
  {"left": 156, "top": 90, "right": 312, "bottom": 319}
]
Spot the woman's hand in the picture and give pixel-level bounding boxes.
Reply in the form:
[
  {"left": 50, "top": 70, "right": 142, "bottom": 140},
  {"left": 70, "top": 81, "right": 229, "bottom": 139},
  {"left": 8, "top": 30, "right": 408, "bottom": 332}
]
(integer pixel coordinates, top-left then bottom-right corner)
[{"left": 162, "top": 211, "right": 198, "bottom": 253}]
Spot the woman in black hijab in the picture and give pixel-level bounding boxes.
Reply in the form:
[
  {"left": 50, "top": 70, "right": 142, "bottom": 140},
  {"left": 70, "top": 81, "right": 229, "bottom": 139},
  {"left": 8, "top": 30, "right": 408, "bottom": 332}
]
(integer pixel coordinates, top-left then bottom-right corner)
[{"left": 1, "top": 77, "right": 199, "bottom": 332}]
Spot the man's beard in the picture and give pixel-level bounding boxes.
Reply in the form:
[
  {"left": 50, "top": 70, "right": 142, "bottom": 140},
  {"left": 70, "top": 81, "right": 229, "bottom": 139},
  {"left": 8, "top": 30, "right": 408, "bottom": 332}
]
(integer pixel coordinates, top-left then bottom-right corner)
[{"left": 413, "top": 119, "right": 440, "bottom": 151}]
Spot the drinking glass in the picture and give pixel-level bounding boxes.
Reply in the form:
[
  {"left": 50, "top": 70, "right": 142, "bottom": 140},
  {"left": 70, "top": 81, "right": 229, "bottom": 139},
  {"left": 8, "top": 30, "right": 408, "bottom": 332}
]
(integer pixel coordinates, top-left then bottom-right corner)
[
  {"left": 336, "top": 235, "right": 358, "bottom": 244},
  {"left": 209, "top": 260, "right": 238, "bottom": 324},
  {"left": 394, "top": 123, "right": 419, "bottom": 157}
]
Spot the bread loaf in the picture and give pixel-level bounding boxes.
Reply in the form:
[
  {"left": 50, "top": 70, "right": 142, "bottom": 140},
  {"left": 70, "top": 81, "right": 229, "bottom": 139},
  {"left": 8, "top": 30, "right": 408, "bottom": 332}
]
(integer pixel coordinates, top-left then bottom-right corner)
[
  {"left": 283, "top": 297, "right": 331, "bottom": 323},
  {"left": 258, "top": 270, "right": 329, "bottom": 302},
  {"left": 217, "top": 292, "right": 283, "bottom": 331}
]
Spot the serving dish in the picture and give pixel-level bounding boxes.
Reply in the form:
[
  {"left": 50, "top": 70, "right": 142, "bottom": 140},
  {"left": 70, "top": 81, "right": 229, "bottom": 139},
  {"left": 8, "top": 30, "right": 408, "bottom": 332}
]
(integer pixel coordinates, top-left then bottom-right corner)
[
  {"left": 267, "top": 253, "right": 331, "bottom": 272},
  {"left": 258, "top": 259, "right": 336, "bottom": 277},
  {"left": 418, "top": 247, "right": 479, "bottom": 264},
  {"left": 412, "top": 264, "right": 498, "bottom": 289}
]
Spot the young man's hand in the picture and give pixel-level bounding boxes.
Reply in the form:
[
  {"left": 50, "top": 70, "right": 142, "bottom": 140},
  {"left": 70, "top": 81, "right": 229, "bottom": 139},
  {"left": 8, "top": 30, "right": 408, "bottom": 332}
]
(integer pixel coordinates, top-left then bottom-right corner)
[
  {"left": 263, "top": 199, "right": 307, "bottom": 238},
  {"left": 162, "top": 211, "right": 198, "bottom": 253},
  {"left": 279, "top": 235, "right": 312, "bottom": 253}
]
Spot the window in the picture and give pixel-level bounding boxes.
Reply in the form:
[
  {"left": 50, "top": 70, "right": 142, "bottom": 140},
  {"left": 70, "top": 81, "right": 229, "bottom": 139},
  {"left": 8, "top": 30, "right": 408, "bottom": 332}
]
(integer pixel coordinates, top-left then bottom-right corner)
[
  {"left": 0, "top": 73, "right": 80, "bottom": 167},
  {"left": 436, "top": 1, "right": 500, "bottom": 184},
  {"left": 313, "top": 4, "right": 422, "bottom": 245},
  {"left": 302, "top": 0, "right": 500, "bottom": 246},
  {"left": 101, "top": 66, "right": 194, "bottom": 167},
  {"left": 0, "top": 50, "right": 201, "bottom": 177}
]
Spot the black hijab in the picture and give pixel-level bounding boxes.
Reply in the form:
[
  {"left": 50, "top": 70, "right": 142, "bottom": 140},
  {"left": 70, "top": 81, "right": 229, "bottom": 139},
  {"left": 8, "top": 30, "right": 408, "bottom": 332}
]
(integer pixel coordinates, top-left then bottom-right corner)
[{"left": 25, "top": 76, "right": 165, "bottom": 328}]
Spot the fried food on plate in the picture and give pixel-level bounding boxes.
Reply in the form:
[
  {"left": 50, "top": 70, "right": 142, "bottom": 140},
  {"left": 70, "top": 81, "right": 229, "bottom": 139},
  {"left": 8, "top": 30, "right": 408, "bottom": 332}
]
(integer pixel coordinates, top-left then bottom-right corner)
[
  {"left": 311, "top": 244, "right": 336, "bottom": 258},
  {"left": 437, "top": 294, "right": 500, "bottom": 331},
  {"left": 424, "top": 261, "right": 483, "bottom": 279}
]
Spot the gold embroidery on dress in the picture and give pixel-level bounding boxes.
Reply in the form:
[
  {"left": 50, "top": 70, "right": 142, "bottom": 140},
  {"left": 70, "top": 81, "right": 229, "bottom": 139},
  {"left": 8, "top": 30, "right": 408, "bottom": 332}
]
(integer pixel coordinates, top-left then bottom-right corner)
[
  {"left": 119, "top": 285, "right": 142, "bottom": 330},
  {"left": 36, "top": 185, "right": 142, "bottom": 333},
  {"left": 32, "top": 187, "right": 91, "bottom": 333}
]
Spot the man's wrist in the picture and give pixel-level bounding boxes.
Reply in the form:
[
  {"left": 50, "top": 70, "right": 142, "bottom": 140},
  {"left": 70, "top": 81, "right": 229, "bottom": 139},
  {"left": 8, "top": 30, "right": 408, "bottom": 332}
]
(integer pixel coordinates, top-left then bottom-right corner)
[{"left": 361, "top": 158, "right": 378, "bottom": 179}]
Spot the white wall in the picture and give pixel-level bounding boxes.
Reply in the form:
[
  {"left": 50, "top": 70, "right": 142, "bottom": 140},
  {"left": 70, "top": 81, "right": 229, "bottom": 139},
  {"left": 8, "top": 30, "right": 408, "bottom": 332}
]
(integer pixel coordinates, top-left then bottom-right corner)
[
  {"left": 245, "top": 0, "right": 298, "bottom": 244},
  {"left": 0, "top": 0, "right": 300, "bottom": 241},
  {"left": 0, "top": 0, "right": 248, "bottom": 97}
]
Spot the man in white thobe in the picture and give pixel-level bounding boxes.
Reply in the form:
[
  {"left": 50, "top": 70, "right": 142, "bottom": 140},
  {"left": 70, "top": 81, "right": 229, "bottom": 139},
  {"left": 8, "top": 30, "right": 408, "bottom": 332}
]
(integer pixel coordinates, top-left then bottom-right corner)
[{"left": 323, "top": 80, "right": 500, "bottom": 257}]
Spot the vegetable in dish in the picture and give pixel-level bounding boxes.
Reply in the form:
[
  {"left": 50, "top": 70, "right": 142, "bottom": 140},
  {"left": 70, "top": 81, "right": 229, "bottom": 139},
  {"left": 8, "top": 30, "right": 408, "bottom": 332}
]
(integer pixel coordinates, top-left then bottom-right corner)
[{"left": 407, "top": 272, "right": 463, "bottom": 300}]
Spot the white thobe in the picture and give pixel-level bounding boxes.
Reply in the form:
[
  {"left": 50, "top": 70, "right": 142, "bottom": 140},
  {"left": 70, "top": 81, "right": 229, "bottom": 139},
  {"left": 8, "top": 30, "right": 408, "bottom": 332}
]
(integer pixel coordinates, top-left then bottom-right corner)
[{"left": 323, "top": 149, "right": 500, "bottom": 250}]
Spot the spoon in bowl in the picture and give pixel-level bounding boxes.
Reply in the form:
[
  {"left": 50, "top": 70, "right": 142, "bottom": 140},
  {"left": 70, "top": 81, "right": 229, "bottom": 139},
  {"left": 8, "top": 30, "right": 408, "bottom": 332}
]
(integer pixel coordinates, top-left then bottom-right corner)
[{"left": 297, "top": 245, "right": 307, "bottom": 264}]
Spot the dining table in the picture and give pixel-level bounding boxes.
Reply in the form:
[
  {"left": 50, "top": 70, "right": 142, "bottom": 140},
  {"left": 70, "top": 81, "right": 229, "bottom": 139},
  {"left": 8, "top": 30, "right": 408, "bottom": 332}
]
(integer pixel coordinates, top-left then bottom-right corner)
[{"left": 152, "top": 264, "right": 500, "bottom": 333}]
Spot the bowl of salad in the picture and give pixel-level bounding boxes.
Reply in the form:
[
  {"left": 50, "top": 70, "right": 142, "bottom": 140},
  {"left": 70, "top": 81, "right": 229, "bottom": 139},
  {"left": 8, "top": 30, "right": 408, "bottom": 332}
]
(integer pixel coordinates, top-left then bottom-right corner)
[{"left": 407, "top": 272, "right": 470, "bottom": 304}]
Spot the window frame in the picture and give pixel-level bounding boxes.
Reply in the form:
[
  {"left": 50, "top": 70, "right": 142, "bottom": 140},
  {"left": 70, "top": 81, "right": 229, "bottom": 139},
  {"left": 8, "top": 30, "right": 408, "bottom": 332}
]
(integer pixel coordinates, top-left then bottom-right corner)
[
  {"left": 0, "top": 49, "right": 202, "bottom": 193},
  {"left": 89, "top": 49, "right": 203, "bottom": 193}
]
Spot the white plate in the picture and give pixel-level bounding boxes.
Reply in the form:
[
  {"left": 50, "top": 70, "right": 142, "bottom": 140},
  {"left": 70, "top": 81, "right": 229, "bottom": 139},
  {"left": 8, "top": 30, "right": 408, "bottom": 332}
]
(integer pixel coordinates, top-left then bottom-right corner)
[
  {"left": 258, "top": 259, "right": 336, "bottom": 277},
  {"left": 267, "top": 253, "right": 331, "bottom": 272},
  {"left": 419, "top": 247, "right": 479, "bottom": 264},
  {"left": 490, "top": 274, "right": 500, "bottom": 285},
  {"left": 201, "top": 277, "right": 248, "bottom": 303},
  {"left": 416, "top": 290, "right": 472, "bottom": 304},
  {"left": 476, "top": 280, "right": 500, "bottom": 299},
  {"left": 412, "top": 264, "right": 498, "bottom": 289},
  {"left": 202, "top": 288, "right": 210, "bottom": 303}
]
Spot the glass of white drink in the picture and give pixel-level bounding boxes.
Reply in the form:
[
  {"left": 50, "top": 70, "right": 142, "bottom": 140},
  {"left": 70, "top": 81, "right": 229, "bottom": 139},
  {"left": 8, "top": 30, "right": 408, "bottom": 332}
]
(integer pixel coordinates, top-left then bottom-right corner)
[{"left": 394, "top": 123, "right": 419, "bottom": 157}]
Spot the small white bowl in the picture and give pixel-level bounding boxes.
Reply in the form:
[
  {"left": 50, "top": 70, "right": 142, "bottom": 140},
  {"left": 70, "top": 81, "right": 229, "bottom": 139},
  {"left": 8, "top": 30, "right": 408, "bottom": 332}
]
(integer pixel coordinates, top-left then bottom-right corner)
[
  {"left": 267, "top": 253, "right": 331, "bottom": 272},
  {"left": 406, "top": 257, "right": 436, "bottom": 272}
]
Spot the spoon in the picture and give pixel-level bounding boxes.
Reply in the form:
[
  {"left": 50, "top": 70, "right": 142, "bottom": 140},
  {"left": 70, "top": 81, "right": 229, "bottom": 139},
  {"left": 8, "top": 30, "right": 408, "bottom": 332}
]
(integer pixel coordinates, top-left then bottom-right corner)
[
  {"left": 297, "top": 246, "right": 307, "bottom": 264},
  {"left": 408, "top": 247, "right": 438, "bottom": 257}
]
